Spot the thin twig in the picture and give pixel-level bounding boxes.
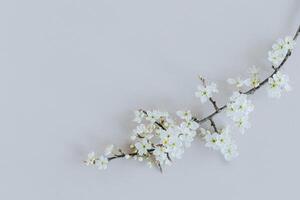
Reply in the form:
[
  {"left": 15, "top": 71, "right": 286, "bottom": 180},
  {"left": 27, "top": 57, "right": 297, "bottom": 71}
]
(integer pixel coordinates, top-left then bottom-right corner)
[
  {"left": 209, "top": 97, "right": 219, "bottom": 111},
  {"left": 209, "top": 118, "right": 218, "bottom": 133},
  {"left": 208, "top": 97, "right": 220, "bottom": 131},
  {"left": 293, "top": 25, "right": 300, "bottom": 40},
  {"left": 193, "top": 105, "right": 227, "bottom": 124},
  {"left": 108, "top": 149, "right": 154, "bottom": 161},
  {"left": 158, "top": 163, "right": 163, "bottom": 173}
]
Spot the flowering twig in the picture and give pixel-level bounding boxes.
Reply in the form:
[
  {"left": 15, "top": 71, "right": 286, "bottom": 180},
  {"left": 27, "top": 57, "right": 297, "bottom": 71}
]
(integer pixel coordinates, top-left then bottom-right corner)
[
  {"left": 85, "top": 25, "right": 299, "bottom": 172},
  {"left": 196, "top": 75, "right": 221, "bottom": 131}
]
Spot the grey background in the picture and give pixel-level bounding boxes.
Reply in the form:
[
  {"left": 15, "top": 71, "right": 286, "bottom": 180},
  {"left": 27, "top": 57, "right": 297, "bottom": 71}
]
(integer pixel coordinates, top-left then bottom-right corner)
[{"left": 1, "top": 0, "right": 300, "bottom": 199}]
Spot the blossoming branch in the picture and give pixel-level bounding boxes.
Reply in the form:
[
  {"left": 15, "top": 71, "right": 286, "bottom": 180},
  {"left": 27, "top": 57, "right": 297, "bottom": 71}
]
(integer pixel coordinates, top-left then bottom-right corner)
[{"left": 85, "top": 25, "right": 300, "bottom": 172}]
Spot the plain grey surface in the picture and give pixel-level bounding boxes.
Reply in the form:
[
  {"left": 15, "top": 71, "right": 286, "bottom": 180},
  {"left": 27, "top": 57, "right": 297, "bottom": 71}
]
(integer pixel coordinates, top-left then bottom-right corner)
[{"left": 1, "top": 0, "right": 300, "bottom": 199}]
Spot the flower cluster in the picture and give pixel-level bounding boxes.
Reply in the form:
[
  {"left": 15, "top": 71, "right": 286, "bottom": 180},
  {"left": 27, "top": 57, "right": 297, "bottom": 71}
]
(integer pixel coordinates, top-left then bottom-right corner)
[
  {"left": 85, "top": 27, "right": 299, "bottom": 172},
  {"left": 267, "top": 71, "right": 291, "bottom": 98},
  {"left": 227, "top": 66, "right": 260, "bottom": 89},
  {"left": 84, "top": 144, "right": 114, "bottom": 170},
  {"left": 195, "top": 79, "right": 218, "bottom": 103},
  {"left": 268, "top": 36, "right": 295, "bottom": 67},
  {"left": 86, "top": 110, "right": 199, "bottom": 170},
  {"left": 133, "top": 110, "right": 199, "bottom": 167},
  {"left": 226, "top": 92, "right": 254, "bottom": 133},
  {"left": 201, "top": 127, "right": 238, "bottom": 161}
]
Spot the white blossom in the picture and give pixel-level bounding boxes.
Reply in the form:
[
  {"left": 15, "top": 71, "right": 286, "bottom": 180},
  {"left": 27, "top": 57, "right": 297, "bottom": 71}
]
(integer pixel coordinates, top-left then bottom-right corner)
[
  {"left": 179, "top": 125, "right": 197, "bottom": 147},
  {"left": 133, "top": 124, "right": 147, "bottom": 137},
  {"left": 95, "top": 155, "right": 109, "bottom": 170},
  {"left": 228, "top": 66, "right": 260, "bottom": 89},
  {"left": 195, "top": 82, "right": 218, "bottom": 103},
  {"left": 160, "top": 129, "right": 182, "bottom": 153},
  {"left": 227, "top": 92, "right": 254, "bottom": 118},
  {"left": 272, "top": 36, "right": 295, "bottom": 51},
  {"left": 283, "top": 36, "right": 296, "bottom": 50},
  {"left": 268, "top": 36, "right": 295, "bottom": 67},
  {"left": 272, "top": 38, "right": 287, "bottom": 52},
  {"left": 204, "top": 131, "right": 221, "bottom": 150},
  {"left": 176, "top": 110, "right": 192, "bottom": 121},
  {"left": 145, "top": 110, "right": 159, "bottom": 123},
  {"left": 199, "top": 127, "right": 208, "bottom": 137},
  {"left": 217, "top": 127, "right": 231, "bottom": 148},
  {"left": 170, "top": 147, "right": 184, "bottom": 159},
  {"left": 227, "top": 77, "right": 246, "bottom": 88},
  {"left": 203, "top": 127, "right": 238, "bottom": 161},
  {"left": 85, "top": 152, "right": 97, "bottom": 166},
  {"left": 133, "top": 110, "right": 145, "bottom": 123},
  {"left": 245, "top": 77, "right": 260, "bottom": 88},
  {"left": 267, "top": 71, "right": 291, "bottom": 98},
  {"left": 182, "top": 120, "right": 199, "bottom": 131},
  {"left": 104, "top": 144, "right": 114, "bottom": 156},
  {"left": 138, "top": 110, "right": 199, "bottom": 164},
  {"left": 161, "top": 117, "right": 174, "bottom": 129},
  {"left": 135, "top": 138, "right": 152, "bottom": 155},
  {"left": 157, "top": 126, "right": 187, "bottom": 160},
  {"left": 268, "top": 50, "right": 285, "bottom": 67},
  {"left": 226, "top": 92, "right": 254, "bottom": 133},
  {"left": 245, "top": 66, "right": 260, "bottom": 88},
  {"left": 131, "top": 124, "right": 155, "bottom": 141},
  {"left": 221, "top": 143, "right": 239, "bottom": 161},
  {"left": 234, "top": 116, "right": 251, "bottom": 134},
  {"left": 145, "top": 110, "right": 166, "bottom": 123},
  {"left": 153, "top": 146, "right": 168, "bottom": 164}
]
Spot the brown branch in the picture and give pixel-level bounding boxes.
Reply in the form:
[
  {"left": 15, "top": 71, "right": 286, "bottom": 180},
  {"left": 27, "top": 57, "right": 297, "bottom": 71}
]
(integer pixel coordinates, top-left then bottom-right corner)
[
  {"left": 108, "top": 149, "right": 154, "bottom": 161},
  {"left": 208, "top": 97, "right": 220, "bottom": 131},
  {"left": 209, "top": 118, "right": 218, "bottom": 133},
  {"left": 209, "top": 97, "right": 219, "bottom": 111},
  {"left": 293, "top": 25, "right": 300, "bottom": 40},
  {"left": 193, "top": 105, "right": 227, "bottom": 124},
  {"left": 106, "top": 148, "right": 165, "bottom": 173},
  {"left": 157, "top": 163, "right": 163, "bottom": 173}
]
